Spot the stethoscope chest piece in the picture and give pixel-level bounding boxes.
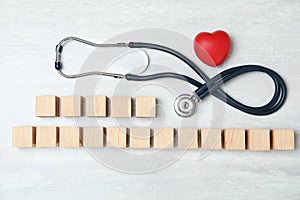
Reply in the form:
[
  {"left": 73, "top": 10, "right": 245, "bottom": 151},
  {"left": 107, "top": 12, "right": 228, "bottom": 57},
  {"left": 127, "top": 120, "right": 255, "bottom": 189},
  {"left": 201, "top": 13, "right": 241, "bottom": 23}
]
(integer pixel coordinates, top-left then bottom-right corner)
[{"left": 174, "top": 94, "right": 199, "bottom": 117}]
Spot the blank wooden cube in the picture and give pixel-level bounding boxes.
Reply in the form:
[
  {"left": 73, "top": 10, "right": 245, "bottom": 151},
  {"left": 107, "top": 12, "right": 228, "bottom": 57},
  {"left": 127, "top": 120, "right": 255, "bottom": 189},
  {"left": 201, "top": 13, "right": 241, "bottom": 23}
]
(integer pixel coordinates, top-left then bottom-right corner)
[
  {"left": 177, "top": 128, "right": 198, "bottom": 149},
  {"left": 247, "top": 129, "right": 270, "bottom": 151},
  {"left": 59, "top": 127, "right": 82, "bottom": 147},
  {"left": 106, "top": 127, "right": 127, "bottom": 148},
  {"left": 86, "top": 96, "right": 107, "bottom": 117},
  {"left": 153, "top": 128, "right": 174, "bottom": 149},
  {"left": 111, "top": 96, "right": 132, "bottom": 117},
  {"left": 271, "top": 129, "right": 294, "bottom": 150},
  {"left": 224, "top": 129, "right": 246, "bottom": 150},
  {"left": 12, "top": 126, "right": 36, "bottom": 148},
  {"left": 36, "top": 127, "right": 58, "bottom": 147},
  {"left": 130, "top": 128, "right": 151, "bottom": 148},
  {"left": 153, "top": 128, "right": 175, "bottom": 149},
  {"left": 201, "top": 129, "right": 222, "bottom": 150},
  {"left": 61, "top": 96, "right": 82, "bottom": 117},
  {"left": 83, "top": 127, "right": 104, "bottom": 147},
  {"left": 135, "top": 96, "right": 156, "bottom": 117},
  {"left": 35, "top": 96, "right": 59, "bottom": 117}
]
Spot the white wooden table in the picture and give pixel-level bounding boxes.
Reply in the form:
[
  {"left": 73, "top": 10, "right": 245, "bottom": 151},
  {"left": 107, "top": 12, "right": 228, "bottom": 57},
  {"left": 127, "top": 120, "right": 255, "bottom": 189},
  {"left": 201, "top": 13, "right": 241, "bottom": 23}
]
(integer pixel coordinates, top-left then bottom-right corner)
[{"left": 0, "top": 0, "right": 299, "bottom": 199}]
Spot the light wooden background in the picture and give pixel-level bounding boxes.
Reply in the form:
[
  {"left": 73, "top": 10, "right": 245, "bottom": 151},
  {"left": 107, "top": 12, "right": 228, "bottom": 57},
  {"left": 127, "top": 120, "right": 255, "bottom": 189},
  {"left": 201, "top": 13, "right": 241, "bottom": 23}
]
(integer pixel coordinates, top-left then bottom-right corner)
[{"left": 0, "top": 0, "right": 300, "bottom": 199}]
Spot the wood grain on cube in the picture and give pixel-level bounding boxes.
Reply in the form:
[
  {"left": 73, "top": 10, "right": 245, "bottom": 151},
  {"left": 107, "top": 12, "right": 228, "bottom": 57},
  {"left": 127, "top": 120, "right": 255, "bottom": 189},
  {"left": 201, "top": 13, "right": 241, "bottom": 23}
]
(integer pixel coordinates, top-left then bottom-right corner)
[
  {"left": 35, "top": 96, "right": 59, "bottom": 117},
  {"left": 153, "top": 128, "right": 174, "bottom": 149},
  {"left": 201, "top": 129, "right": 222, "bottom": 150},
  {"left": 36, "top": 126, "right": 58, "bottom": 147},
  {"left": 59, "top": 127, "right": 82, "bottom": 147},
  {"left": 135, "top": 96, "right": 156, "bottom": 118},
  {"left": 61, "top": 96, "right": 82, "bottom": 117},
  {"left": 111, "top": 96, "right": 132, "bottom": 117},
  {"left": 224, "top": 129, "right": 246, "bottom": 150},
  {"left": 271, "top": 129, "right": 295, "bottom": 150},
  {"left": 12, "top": 126, "right": 36, "bottom": 148},
  {"left": 83, "top": 127, "right": 104, "bottom": 147},
  {"left": 106, "top": 127, "right": 127, "bottom": 148},
  {"left": 247, "top": 129, "right": 270, "bottom": 151},
  {"left": 86, "top": 96, "right": 107, "bottom": 117},
  {"left": 130, "top": 128, "right": 151, "bottom": 148},
  {"left": 177, "top": 128, "right": 198, "bottom": 149}
]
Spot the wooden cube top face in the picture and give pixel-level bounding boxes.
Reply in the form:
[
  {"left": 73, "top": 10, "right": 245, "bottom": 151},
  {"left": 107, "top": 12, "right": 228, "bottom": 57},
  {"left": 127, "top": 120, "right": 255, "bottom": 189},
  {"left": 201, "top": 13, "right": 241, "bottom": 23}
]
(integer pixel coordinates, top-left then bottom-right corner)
[
  {"left": 59, "top": 127, "right": 82, "bottom": 147},
  {"left": 153, "top": 128, "right": 174, "bottom": 149},
  {"left": 86, "top": 96, "right": 107, "bottom": 117},
  {"left": 272, "top": 129, "right": 294, "bottom": 150},
  {"left": 201, "top": 129, "right": 222, "bottom": 150},
  {"left": 135, "top": 96, "right": 156, "bottom": 118},
  {"left": 106, "top": 127, "right": 127, "bottom": 148},
  {"left": 35, "top": 96, "right": 59, "bottom": 117},
  {"left": 130, "top": 128, "right": 150, "bottom": 148},
  {"left": 61, "top": 96, "right": 82, "bottom": 117},
  {"left": 224, "top": 129, "right": 246, "bottom": 150},
  {"left": 177, "top": 128, "right": 198, "bottom": 149},
  {"left": 36, "top": 127, "right": 58, "bottom": 147},
  {"left": 111, "top": 96, "right": 132, "bottom": 117},
  {"left": 247, "top": 129, "right": 270, "bottom": 151},
  {"left": 83, "top": 127, "right": 104, "bottom": 147},
  {"left": 12, "top": 126, "right": 36, "bottom": 148}
]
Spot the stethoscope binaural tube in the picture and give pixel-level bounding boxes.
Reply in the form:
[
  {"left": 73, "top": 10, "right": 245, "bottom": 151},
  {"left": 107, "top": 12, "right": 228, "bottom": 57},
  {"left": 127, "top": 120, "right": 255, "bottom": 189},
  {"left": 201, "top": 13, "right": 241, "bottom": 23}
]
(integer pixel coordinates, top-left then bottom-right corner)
[{"left": 55, "top": 37, "right": 287, "bottom": 117}]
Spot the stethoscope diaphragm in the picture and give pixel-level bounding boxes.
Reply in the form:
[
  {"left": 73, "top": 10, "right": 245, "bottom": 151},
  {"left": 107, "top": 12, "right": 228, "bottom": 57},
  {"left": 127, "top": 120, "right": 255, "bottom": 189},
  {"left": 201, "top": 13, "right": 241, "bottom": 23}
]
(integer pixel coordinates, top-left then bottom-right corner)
[{"left": 174, "top": 94, "right": 199, "bottom": 117}]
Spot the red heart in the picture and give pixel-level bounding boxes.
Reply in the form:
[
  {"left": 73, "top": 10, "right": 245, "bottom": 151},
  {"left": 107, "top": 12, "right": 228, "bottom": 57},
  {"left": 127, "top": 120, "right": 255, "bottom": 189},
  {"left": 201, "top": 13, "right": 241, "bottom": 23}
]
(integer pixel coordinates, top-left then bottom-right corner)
[{"left": 194, "top": 30, "right": 231, "bottom": 67}]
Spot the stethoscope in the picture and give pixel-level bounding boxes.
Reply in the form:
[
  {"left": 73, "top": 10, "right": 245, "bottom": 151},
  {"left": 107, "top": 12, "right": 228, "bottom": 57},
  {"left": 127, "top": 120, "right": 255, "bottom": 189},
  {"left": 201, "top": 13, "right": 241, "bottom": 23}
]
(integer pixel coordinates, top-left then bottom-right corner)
[{"left": 55, "top": 36, "right": 287, "bottom": 117}]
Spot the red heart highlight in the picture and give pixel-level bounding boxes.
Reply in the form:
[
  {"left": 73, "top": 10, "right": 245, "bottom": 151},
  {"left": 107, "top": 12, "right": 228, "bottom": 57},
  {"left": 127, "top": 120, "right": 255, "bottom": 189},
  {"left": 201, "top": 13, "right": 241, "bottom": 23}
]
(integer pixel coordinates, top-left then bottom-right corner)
[{"left": 194, "top": 30, "right": 231, "bottom": 67}]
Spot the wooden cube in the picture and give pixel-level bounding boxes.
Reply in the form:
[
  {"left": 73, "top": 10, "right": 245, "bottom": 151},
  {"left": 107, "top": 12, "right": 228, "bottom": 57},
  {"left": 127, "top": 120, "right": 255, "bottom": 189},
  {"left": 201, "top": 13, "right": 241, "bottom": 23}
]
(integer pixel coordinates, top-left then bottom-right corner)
[
  {"left": 177, "top": 128, "right": 198, "bottom": 149},
  {"left": 36, "top": 126, "right": 58, "bottom": 147},
  {"left": 59, "top": 127, "right": 82, "bottom": 147},
  {"left": 135, "top": 96, "right": 156, "bottom": 117},
  {"left": 271, "top": 129, "right": 294, "bottom": 150},
  {"left": 247, "top": 129, "right": 270, "bottom": 151},
  {"left": 130, "top": 128, "right": 151, "bottom": 148},
  {"left": 86, "top": 96, "right": 107, "bottom": 117},
  {"left": 106, "top": 127, "right": 127, "bottom": 148},
  {"left": 224, "top": 129, "right": 246, "bottom": 150},
  {"left": 201, "top": 128, "right": 222, "bottom": 150},
  {"left": 83, "top": 127, "right": 104, "bottom": 147},
  {"left": 153, "top": 128, "right": 174, "bottom": 149},
  {"left": 35, "top": 96, "right": 59, "bottom": 117},
  {"left": 12, "top": 126, "right": 36, "bottom": 148},
  {"left": 111, "top": 96, "right": 132, "bottom": 117},
  {"left": 61, "top": 96, "right": 82, "bottom": 117}
]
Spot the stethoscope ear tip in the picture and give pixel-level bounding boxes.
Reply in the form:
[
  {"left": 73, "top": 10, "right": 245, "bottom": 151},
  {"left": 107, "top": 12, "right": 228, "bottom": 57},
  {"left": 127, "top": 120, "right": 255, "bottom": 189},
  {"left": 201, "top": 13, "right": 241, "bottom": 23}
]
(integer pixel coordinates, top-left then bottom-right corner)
[{"left": 55, "top": 62, "right": 62, "bottom": 70}]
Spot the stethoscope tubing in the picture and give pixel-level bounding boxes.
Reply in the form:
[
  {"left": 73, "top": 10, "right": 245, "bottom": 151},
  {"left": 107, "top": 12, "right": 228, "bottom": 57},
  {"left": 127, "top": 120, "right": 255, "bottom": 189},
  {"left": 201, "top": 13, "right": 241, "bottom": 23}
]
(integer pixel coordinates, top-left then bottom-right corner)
[{"left": 127, "top": 42, "right": 287, "bottom": 116}]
